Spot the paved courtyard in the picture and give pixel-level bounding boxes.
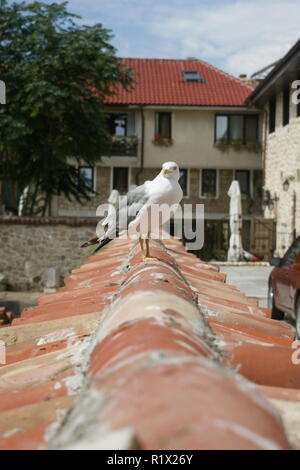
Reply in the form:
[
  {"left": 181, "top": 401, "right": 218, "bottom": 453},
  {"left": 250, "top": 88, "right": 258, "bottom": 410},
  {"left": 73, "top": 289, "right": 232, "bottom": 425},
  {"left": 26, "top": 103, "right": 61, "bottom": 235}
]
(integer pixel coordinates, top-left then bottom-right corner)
[{"left": 219, "top": 265, "right": 273, "bottom": 308}]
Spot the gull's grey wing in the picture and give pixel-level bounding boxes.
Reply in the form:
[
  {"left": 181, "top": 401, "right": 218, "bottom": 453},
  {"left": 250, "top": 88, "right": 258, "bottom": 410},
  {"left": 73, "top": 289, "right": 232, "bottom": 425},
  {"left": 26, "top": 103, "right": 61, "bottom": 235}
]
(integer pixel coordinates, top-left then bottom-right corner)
[
  {"left": 125, "top": 183, "right": 150, "bottom": 225},
  {"left": 81, "top": 182, "right": 152, "bottom": 250},
  {"left": 91, "top": 182, "right": 150, "bottom": 252},
  {"left": 81, "top": 181, "right": 148, "bottom": 251}
]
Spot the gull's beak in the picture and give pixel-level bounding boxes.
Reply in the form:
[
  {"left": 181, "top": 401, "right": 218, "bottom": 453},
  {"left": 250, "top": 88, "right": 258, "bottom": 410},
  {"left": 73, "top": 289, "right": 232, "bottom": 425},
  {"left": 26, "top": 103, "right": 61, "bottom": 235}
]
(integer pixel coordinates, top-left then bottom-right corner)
[{"left": 163, "top": 169, "right": 171, "bottom": 175}]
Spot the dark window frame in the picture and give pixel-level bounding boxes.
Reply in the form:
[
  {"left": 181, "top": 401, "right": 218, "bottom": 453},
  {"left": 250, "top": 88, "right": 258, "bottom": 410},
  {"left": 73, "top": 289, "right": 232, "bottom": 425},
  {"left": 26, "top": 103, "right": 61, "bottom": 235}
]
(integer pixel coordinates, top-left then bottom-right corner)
[
  {"left": 107, "top": 113, "right": 128, "bottom": 136},
  {"left": 179, "top": 168, "right": 188, "bottom": 197},
  {"left": 235, "top": 169, "right": 251, "bottom": 198},
  {"left": 155, "top": 112, "right": 172, "bottom": 138},
  {"left": 244, "top": 114, "right": 259, "bottom": 142},
  {"left": 283, "top": 86, "right": 290, "bottom": 127},
  {"left": 200, "top": 169, "right": 218, "bottom": 199},
  {"left": 269, "top": 96, "right": 276, "bottom": 134},
  {"left": 78, "top": 166, "right": 94, "bottom": 191},
  {"left": 214, "top": 114, "right": 259, "bottom": 144},
  {"left": 112, "top": 167, "right": 129, "bottom": 194}
]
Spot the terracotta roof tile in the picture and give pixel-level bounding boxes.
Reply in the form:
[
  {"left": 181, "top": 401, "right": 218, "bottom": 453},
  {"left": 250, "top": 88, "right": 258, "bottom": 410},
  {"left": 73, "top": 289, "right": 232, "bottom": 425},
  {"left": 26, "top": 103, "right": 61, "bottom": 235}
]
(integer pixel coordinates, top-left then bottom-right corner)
[
  {"left": 0, "top": 236, "right": 297, "bottom": 449},
  {"left": 107, "top": 58, "right": 253, "bottom": 106}
]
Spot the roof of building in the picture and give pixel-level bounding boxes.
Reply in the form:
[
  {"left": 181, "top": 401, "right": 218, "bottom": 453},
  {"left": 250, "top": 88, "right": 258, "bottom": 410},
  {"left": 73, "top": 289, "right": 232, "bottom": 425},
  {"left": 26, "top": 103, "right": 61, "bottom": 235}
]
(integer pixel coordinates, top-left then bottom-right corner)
[
  {"left": 105, "top": 58, "right": 254, "bottom": 107},
  {"left": 0, "top": 236, "right": 299, "bottom": 450},
  {"left": 248, "top": 38, "right": 300, "bottom": 105}
]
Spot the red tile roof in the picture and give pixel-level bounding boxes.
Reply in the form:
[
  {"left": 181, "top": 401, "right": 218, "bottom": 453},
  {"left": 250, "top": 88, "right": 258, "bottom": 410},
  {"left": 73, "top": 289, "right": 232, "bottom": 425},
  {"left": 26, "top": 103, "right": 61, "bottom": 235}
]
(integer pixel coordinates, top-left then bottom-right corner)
[
  {"left": 106, "top": 58, "right": 254, "bottom": 107},
  {"left": 0, "top": 237, "right": 298, "bottom": 450}
]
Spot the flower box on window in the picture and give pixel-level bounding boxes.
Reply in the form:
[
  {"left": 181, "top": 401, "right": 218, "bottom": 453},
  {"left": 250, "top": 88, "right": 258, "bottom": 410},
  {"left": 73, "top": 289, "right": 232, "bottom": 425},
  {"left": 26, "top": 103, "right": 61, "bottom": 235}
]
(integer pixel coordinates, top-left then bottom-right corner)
[
  {"left": 110, "top": 135, "right": 138, "bottom": 156},
  {"left": 152, "top": 133, "right": 173, "bottom": 147}
]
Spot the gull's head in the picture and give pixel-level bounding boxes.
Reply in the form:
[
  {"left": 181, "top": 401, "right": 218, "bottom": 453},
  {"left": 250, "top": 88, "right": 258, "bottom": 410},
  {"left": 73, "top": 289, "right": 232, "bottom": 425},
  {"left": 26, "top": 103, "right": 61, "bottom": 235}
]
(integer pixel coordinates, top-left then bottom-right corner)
[{"left": 161, "top": 162, "right": 180, "bottom": 181}]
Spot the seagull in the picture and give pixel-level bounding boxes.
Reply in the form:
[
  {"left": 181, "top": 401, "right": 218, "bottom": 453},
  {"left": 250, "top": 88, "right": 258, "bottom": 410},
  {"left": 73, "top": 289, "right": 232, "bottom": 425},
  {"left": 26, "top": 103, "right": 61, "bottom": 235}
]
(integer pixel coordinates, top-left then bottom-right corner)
[{"left": 81, "top": 161, "right": 183, "bottom": 260}]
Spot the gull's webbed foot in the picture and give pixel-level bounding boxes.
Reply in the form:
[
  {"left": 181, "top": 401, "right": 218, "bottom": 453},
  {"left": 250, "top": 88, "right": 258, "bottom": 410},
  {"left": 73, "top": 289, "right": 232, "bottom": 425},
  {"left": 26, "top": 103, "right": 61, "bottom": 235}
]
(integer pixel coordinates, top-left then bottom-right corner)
[{"left": 142, "top": 256, "right": 158, "bottom": 262}]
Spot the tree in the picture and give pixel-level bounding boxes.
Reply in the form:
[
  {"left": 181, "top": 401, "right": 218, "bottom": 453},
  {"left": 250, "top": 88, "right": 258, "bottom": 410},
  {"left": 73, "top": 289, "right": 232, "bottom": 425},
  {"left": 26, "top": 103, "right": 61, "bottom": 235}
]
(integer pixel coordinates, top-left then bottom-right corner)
[{"left": 0, "top": 1, "right": 134, "bottom": 215}]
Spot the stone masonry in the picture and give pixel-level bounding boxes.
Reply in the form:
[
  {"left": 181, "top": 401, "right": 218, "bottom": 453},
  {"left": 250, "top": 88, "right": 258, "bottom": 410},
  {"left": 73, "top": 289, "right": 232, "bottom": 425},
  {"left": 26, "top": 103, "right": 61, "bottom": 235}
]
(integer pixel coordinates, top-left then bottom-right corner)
[
  {"left": 263, "top": 90, "right": 300, "bottom": 256},
  {"left": 0, "top": 217, "right": 97, "bottom": 291}
]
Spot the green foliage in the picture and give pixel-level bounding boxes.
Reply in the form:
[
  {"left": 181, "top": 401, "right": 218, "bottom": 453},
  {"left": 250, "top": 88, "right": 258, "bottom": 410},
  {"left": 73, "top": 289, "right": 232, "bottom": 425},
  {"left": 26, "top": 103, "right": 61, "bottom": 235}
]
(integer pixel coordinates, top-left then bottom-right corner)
[
  {"left": 214, "top": 138, "right": 261, "bottom": 153},
  {"left": 201, "top": 248, "right": 227, "bottom": 261},
  {"left": 0, "top": 0, "right": 134, "bottom": 215}
]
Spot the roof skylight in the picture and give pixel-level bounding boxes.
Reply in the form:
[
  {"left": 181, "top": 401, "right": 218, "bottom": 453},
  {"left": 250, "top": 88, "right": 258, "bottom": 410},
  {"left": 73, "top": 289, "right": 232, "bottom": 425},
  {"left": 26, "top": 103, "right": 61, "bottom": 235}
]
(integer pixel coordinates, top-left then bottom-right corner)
[{"left": 183, "top": 70, "right": 202, "bottom": 82}]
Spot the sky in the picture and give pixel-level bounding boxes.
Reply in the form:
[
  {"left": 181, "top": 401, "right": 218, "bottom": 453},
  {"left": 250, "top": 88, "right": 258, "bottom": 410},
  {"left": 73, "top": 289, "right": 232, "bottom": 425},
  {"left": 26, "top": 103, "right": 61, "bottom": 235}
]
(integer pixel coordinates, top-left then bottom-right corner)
[{"left": 11, "top": 0, "right": 300, "bottom": 77}]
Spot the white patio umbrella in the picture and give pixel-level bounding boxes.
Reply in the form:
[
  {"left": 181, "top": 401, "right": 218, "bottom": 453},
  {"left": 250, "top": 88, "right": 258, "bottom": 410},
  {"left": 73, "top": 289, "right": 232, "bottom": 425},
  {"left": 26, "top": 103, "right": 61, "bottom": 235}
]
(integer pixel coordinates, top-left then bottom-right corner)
[{"left": 227, "top": 180, "right": 243, "bottom": 262}]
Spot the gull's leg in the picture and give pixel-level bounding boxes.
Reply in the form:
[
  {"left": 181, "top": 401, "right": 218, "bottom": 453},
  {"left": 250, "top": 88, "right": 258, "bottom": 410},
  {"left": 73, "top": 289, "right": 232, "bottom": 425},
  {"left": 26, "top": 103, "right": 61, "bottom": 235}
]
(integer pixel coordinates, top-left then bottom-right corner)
[
  {"left": 144, "top": 237, "right": 157, "bottom": 261},
  {"left": 146, "top": 237, "right": 150, "bottom": 258},
  {"left": 139, "top": 237, "right": 146, "bottom": 259}
]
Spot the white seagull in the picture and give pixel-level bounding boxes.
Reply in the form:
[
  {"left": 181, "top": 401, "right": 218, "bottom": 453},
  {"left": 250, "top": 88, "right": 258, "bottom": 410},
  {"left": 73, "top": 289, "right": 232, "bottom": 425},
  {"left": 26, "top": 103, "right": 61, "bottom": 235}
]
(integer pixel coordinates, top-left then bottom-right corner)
[{"left": 81, "top": 161, "right": 183, "bottom": 259}]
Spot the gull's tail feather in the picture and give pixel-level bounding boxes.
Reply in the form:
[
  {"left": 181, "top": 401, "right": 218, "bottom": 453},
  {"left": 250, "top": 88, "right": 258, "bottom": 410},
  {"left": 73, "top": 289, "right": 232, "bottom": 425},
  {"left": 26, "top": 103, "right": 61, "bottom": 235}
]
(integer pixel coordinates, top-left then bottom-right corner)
[
  {"left": 82, "top": 228, "right": 119, "bottom": 253},
  {"left": 93, "top": 236, "right": 112, "bottom": 253},
  {"left": 80, "top": 237, "right": 99, "bottom": 248},
  {"left": 93, "top": 227, "right": 120, "bottom": 252}
]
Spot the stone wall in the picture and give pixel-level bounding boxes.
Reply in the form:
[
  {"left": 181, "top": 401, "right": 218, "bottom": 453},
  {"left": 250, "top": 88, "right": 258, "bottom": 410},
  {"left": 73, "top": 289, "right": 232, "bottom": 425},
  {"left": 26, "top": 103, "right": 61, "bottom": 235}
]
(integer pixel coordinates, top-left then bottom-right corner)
[
  {"left": 0, "top": 217, "right": 97, "bottom": 291},
  {"left": 263, "top": 90, "right": 300, "bottom": 256}
]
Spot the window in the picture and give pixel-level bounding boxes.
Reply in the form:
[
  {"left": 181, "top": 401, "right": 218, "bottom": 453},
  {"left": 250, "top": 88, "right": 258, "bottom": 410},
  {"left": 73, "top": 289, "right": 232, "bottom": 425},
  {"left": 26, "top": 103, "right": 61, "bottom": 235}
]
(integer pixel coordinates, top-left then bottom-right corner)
[
  {"left": 201, "top": 169, "right": 217, "bottom": 198},
  {"left": 112, "top": 167, "right": 129, "bottom": 194},
  {"left": 215, "top": 114, "right": 259, "bottom": 144},
  {"left": 269, "top": 96, "right": 276, "bottom": 133},
  {"left": 230, "top": 115, "right": 243, "bottom": 141},
  {"left": 215, "top": 115, "right": 229, "bottom": 142},
  {"left": 79, "top": 166, "right": 94, "bottom": 191},
  {"left": 2, "top": 182, "right": 19, "bottom": 213},
  {"left": 155, "top": 112, "right": 172, "bottom": 138},
  {"left": 244, "top": 115, "right": 258, "bottom": 142},
  {"left": 283, "top": 86, "right": 290, "bottom": 126},
  {"left": 183, "top": 70, "right": 201, "bottom": 82},
  {"left": 179, "top": 169, "right": 188, "bottom": 197},
  {"left": 107, "top": 113, "right": 128, "bottom": 136},
  {"left": 235, "top": 170, "right": 250, "bottom": 198}
]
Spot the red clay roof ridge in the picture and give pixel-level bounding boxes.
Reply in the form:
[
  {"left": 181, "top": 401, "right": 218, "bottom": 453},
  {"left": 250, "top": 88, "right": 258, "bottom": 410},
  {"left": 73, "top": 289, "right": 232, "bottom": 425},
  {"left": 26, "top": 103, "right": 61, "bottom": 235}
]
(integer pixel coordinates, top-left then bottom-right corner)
[{"left": 0, "top": 236, "right": 295, "bottom": 450}]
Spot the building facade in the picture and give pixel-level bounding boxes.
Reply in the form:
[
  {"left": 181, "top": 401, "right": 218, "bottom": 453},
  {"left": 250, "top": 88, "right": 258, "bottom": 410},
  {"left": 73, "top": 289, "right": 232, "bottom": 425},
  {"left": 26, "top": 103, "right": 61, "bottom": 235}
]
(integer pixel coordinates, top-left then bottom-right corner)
[
  {"left": 55, "top": 59, "right": 263, "bottom": 257},
  {"left": 248, "top": 40, "right": 300, "bottom": 256}
]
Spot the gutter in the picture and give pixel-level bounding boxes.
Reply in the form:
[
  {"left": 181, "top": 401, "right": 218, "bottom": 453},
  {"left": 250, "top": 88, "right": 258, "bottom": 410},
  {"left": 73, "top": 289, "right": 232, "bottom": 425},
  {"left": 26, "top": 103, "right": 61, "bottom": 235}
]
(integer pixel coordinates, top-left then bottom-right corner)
[
  {"left": 262, "top": 107, "right": 268, "bottom": 188},
  {"left": 135, "top": 105, "right": 145, "bottom": 185}
]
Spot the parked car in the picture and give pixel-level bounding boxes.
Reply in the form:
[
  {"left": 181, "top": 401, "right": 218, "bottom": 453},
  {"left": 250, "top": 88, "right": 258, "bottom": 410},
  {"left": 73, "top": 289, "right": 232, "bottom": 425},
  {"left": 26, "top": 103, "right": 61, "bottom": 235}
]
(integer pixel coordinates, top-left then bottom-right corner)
[{"left": 268, "top": 237, "right": 300, "bottom": 338}]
